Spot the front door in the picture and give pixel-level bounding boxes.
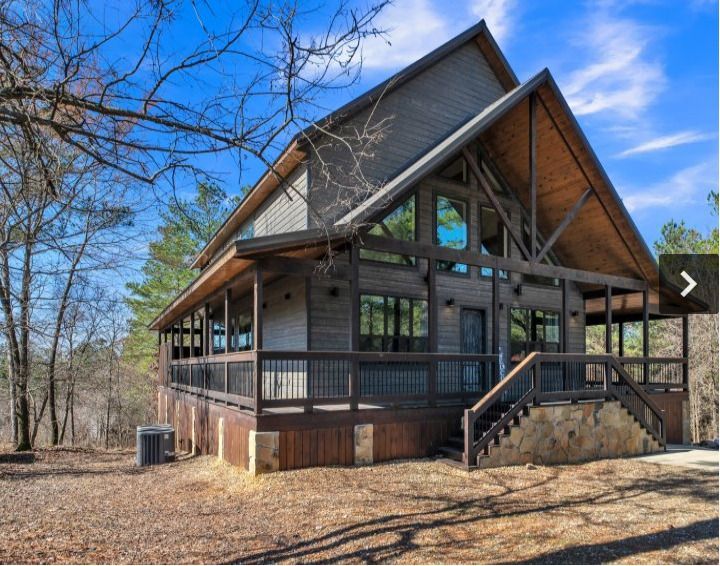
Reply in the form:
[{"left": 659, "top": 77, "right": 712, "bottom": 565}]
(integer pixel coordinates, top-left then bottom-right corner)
[{"left": 461, "top": 309, "right": 488, "bottom": 391}]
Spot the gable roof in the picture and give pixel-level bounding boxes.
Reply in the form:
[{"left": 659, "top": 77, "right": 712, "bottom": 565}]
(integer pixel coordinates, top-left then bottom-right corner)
[
  {"left": 336, "top": 68, "right": 659, "bottom": 284},
  {"left": 190, "top": 20, "right": 515, "bottom": 270}
]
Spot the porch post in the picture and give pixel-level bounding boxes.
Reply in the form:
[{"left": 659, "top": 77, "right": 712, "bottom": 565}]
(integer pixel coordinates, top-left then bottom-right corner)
[
  {"left": 225, "top": 288, "right": 231, "bottom": 354},
  {"left": 204, "top": 302, "right": 210, "bottom": 356},
  {"left": 179, "top": 318, "right": 184, "bottom": 360},
  {"left": 349, "top": 244, "right": 360, "bottom": 410},
  {"left": 561, "top": 279, "right": 569, "bottom": 353},
  {"left": 605, "top": 285, "right": 612, "bottom": 354},
  {"left": 170, "top": 324, "right": 176, "bottom": 361},
  {"left": 427, "top": 257, "right": 437, "bottom": 406},
  {"left": 618, "top": 321, "right": 624, "bottom": 357},
  {"left": 682, "top": 315, "right": 689, "bottom": 387},
  {"left": 642, "top": 288, "right": 649, "bottom": 383},
  {"left": 253, "top": 264, "right": 264, "bottom": 415},
  {"left": 190, "top": 312, "right": 195, "bottom": 358},
  {"left": 492, "top": 268, "right": 500, "bottom": 383}
]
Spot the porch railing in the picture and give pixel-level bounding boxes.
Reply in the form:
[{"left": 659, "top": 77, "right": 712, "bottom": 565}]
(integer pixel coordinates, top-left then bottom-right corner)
[
  {"left": 165, "top": 350, "right": 499, "bottom": 413},
  {"left": 618, "top": 357, "right": 688, "bottom": 390}
]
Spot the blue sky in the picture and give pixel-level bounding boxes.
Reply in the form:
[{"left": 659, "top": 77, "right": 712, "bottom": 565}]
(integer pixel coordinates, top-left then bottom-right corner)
[
  {"left": 134, "top": 0, "right": 717, "bottom": 254},
  {"left": 305, "top": 0, "right": 718, "bottom": 248}
]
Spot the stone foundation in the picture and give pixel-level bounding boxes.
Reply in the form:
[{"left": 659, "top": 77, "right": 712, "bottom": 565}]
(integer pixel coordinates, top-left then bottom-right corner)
[
  {"left": 354, "top": 424, "right": 374, "bottom": 465},
  {"left": 478, "top": 401, "right": 662, "bottom": 469}
]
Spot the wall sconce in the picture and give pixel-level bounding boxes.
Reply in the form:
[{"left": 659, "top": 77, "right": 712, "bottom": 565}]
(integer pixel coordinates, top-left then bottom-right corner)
[
  {"left": 446, "top": 298, "right": 455, "bottom": 307},
  {"left": 262, "top": 302, "right": 267, "bottom": 309},
  {"left": 329, "top": 286, "right": 339, "bottom": 297},
  {"left": 571, "top": 310, "right": 579, "bottom": 317},
  {"left": 514, "top": 284, "right": 523, "bottom": 296},
  {"left": 499, "top": 302, "right": 504, "bottom": 310},
  {"left": 284, "top": 292, "right": 292, "bottom": 300}
]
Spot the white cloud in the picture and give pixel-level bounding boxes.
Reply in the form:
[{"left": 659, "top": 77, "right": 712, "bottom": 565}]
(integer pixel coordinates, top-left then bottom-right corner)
[
  {"left": 562, "top": 15, "right": 665, "bottom": 118},
  {"left": 622, "top": 161, "right": 717, "bottom": 212},
  {"left": 616, "top": 131, "right": 715, "bottom": 157},
  {"left": 360, "top": 0, "right": 449, "bottom": 70},
  {"left": 469, "top": 0, "right": 517, "bottom": 45},
  {"left": 358, "top": 0, "right": 518, "bottom": 71}
]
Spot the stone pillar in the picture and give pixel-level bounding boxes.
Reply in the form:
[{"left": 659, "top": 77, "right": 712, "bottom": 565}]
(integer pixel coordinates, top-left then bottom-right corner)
[
  {"left": 354, "top": 424, "right": 373, "bottom": 465},
  {"left": 249, "top": 430, "right": 279, "bottom": 475},
  {"left": 218, "top": 417, "right": 225, "bottom": 461}
]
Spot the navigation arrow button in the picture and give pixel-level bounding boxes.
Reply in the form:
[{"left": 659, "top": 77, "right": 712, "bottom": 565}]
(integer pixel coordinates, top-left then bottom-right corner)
[{"left": 680, "top": 270, "right": 698, "bottom": 297}]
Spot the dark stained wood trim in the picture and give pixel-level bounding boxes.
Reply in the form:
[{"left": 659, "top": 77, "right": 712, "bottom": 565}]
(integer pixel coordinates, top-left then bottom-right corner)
[
  {"left": 224, "top": 288, "right": 231, "bottom": 354},
  {"left": 253, "top": 266, "right": 263, "bottom": 351},
  {"left": 257, "top": 255, "right": 350, "bottom": 280},
  {"left": 605, "top": 285, "right": 612, "bottom": 353},
  {"left": 618, "top": 321, "right": 625, "bottom": 357},
  {"left": 361, "top": 234, "right": 647, "bottom": 291},
  {"left": 463, "top": 146, "right": 532, "bottom": 260},
  {"left": 204, "top": 302, "right": 210, "bottom": 356},
  {"left": 536, "top": 188, "right": 594, "bottom": 263},
  {"left": 561, "top": 279, "right": 569, "bottom": 353},
  {"left": 349, "top": 244, "right": 360, "bottom": 410},
  {"left": 682, "top": 315, "right": 689, "bottom": 386},
  {"left": 529, "top": 92, "right": 537, "bottom": 260},
  {"left": 492, "top": 268, "right": 500, "bottom": 355}
]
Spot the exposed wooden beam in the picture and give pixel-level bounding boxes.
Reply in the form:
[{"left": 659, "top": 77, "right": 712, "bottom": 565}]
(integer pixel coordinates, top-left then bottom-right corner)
[
  {"left": 204, "top": 302, "right": 210, "bottom": 356},
  {"left": 536, "top": 188, "right": 594, "bottom": 263},
  {"left": 253, "top": 266, "right": 263, "bottom": 351},
  {"left": 361, "top": 234, "right": 647, "bottom": 291},
  {"left": 605, "top": 285, "right": 612, "bottom": 353},
  {"left": 224, "top": 288, "right": 231, "bottom": 354},
  {"left": 463, "top": 146, "right": 532, "bottom": 260},
  {"left": 257, "top": 256, "right": 350, "bottom": 280},
  {"left": 529, "top": 92, "right": 537, "bottom": 260},
  {"left": 618, "top": 321, "right": 624, "bottom": 357}
]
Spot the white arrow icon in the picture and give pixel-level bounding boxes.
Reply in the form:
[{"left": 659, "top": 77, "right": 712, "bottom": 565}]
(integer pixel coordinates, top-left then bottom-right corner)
[{"left": 680, "top": 270, "right": 697, "bottom": 297}]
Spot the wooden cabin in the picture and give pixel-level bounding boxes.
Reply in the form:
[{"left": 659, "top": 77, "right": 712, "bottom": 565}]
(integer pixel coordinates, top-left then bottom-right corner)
[{"left": 151, "top": 21, "right": 694, "bottom": 473}]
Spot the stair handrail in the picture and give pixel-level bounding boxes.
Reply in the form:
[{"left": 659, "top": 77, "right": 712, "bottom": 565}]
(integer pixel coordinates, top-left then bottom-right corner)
[
  {"left": 608, "top": 358, "right": 666, "bottom": 445},
  {"left": 464, "top": 352, "right": 539, "bottom": 466}
]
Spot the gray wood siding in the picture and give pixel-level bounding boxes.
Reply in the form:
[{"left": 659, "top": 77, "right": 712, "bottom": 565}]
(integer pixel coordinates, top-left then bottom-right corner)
[
  {"left": 306, "top": 155, "right": 587, "bottom": 367},
  {"left": 254, "top": 166, "right": 308, "bottom": 237},
  {"left": 263, "top": 276, "right": 308, "bottom": 350},
  {"left": 307, "top": 41, "right": 506, "bottom": 226}
]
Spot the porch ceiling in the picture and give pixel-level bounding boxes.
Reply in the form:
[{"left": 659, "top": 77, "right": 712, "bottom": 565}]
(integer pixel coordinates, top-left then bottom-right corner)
[{"left": 478, "top": 81, "right": 656, "bottom": 285}]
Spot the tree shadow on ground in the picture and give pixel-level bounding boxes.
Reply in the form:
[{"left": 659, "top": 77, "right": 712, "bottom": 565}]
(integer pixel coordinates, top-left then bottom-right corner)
[
  {"left": 507, "top": 518, "right": 718, "bottom": 564},
  {"left": 228, "top": 467, "right": 718, "bottom": 564}
]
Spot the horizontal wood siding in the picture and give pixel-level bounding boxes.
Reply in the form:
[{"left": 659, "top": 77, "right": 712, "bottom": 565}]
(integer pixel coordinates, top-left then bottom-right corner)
[
  {"left": 254, "top": 166, "right": 308, "bottom": 237},
  {"left": 309, "top": 278, "right": 350, "bottom": 351},
  {"left": 309, "top": 42, "right": 505, "bottom": 226},
  {"left": 263, "top": 277, "right": 308, "bottom": 350}
]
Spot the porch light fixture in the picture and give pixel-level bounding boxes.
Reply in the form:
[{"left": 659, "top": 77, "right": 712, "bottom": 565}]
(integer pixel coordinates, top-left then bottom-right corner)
[
  {"left": 446, "top": 298, "right": 455, "bottom": 307},
  {"left": 514, "top": 284, "right": 523, "bottom": 296},
  {"left": 284, "top": 292, "right": 291, "bottom": 300},
  {"left": 329, "top": 286, "right": 339, "bottom": 297},
  {"left": 571, "top": 310, "right": 579, "bottom": 317}
]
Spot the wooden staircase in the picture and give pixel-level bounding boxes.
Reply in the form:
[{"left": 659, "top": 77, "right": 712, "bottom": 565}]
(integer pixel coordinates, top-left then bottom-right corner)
[{"left": 436, "top": 353, "right": 667, "bottom": 468}]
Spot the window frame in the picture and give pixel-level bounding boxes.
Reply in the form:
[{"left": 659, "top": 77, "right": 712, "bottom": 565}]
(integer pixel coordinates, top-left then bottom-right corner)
[
  {"left": 360, "top": 192, "right": 418, "bottom": 268},
  {"left": 359, "top": 292, "right": 429, "bottom": 353},
  {"left": 433, "top": 192, "right": 470, "bottom": 276},
  {"left": 478, "top": 204, "right": 510, "bottom": 279}
]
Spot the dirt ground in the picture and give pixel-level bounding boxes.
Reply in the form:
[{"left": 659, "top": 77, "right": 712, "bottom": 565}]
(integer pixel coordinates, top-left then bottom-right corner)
[{"left": 0, "top": 448, "right": 717, "bottom": 564}]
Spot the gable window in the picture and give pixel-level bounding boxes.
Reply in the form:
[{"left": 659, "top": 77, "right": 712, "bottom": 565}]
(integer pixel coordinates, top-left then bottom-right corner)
[
  {"left": 435, "top": 195, "right": 468, "bottom": 274},
  {"left": 479, "top": 206, "right": 509, "bottom": 279},
  {"left": 522, "top": 218, "right": 560, "bottom": 287},
  {"left": 438, "top": 156, "right": 468, "bottom": 184},
  {"left": 360, "top": 294, "right": 428, "bottom": 352},
  {"left": 361, "top": 195, "right": 416, "bottom": 265}
]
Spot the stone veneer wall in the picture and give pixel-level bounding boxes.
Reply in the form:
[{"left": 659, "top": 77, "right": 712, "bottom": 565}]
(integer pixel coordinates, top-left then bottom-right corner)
[{"left": 477, "top": 401, "right": 662, "bottom": 469}]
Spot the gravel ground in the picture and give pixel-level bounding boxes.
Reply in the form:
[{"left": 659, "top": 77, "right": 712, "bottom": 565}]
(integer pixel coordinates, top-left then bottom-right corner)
[{"left": 0, "top": 448, "right": 717, "bottom": 564}]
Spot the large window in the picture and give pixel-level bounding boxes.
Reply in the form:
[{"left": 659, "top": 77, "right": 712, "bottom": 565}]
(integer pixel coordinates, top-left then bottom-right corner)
[
  {"left": 234, "top": 314, "right": 252, "bottom": 351},
  {"left": 435, "top": 195, "right": 468, "bottom": 274},
  {"left": 361, "top": 195, "right": 416, "bottom": 265},
  {"left": 438, "top": 156, "right": 468, "bottom": 184},
  {"left": 522, "top": 218, "right": 560, "bottom": 287},
  {"left": 510, "top": 308, "right": 560, "bottom": 363},
  {"left": 479, "top": 206, "right": 509, "bottom": 279},
  {"left": 360, "top": 294, "right": 428, "bottom": 352}
]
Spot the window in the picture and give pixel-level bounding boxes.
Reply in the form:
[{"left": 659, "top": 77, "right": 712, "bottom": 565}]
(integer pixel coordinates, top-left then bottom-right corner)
[
  {"left": 435, "top": 195, "right": 468, "bottom": 273},
  {"left": 239, "top": 221, "right": 254, "bottom": 240},
  {"left": 521, "top": 218, "right": 560, "bottom": 287},
  {"left": 510, "top": 308, "right": 560, "bottom": 363},
  {"left": 438, "top": 156, "right": 467, "bottom": 183},
  {"left": 212, "top": 320, "right": 225, "bottom": 354},
  {"left": 360, "top": 294, "right": 428, "bottom": 352},
  {"left": 479, "top": 206, "right": 509, "bottom": 279},
  {"left": 361, "top": 195, "right": 416, "bottom": 265},
  {"left": 235, "top": 314, "right": 252, "bottom": 351}
]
